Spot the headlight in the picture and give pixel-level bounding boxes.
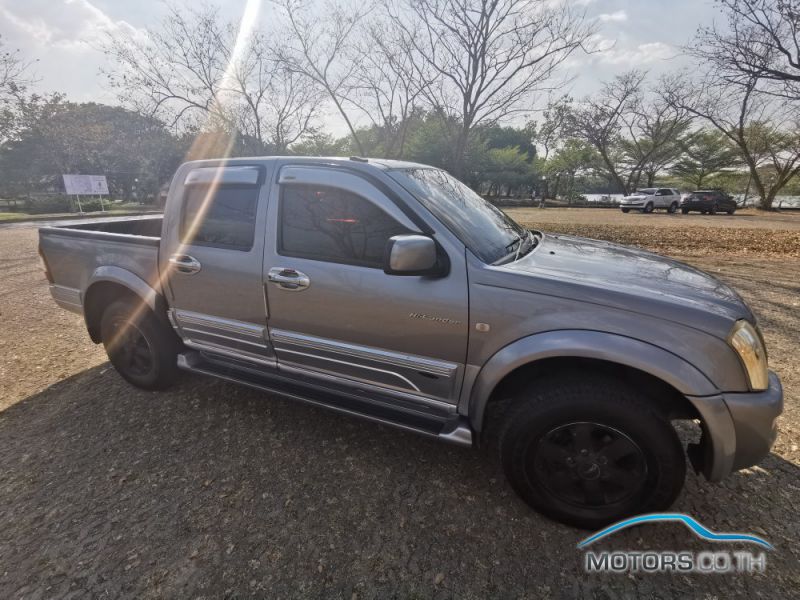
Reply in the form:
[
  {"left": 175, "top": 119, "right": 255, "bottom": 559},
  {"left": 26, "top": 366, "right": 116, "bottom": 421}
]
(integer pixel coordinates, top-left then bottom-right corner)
[{"left": 727, "top": 320, "right": 769, "bottom": 391}]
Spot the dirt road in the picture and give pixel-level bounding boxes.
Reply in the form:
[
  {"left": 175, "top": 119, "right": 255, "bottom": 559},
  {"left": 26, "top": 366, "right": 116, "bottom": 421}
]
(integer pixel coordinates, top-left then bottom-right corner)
[{"left": 1, "top": 216, "right": 798, "bottom": 598}]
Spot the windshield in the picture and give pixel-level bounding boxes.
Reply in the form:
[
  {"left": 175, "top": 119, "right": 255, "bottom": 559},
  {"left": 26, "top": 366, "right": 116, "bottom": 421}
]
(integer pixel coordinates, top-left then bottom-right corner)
[
  {"left": 388, "top": 167, "right": 528, "bottom": 264},
  {"left": 635, "top": 189, "right": 656, "bottom": 195}
]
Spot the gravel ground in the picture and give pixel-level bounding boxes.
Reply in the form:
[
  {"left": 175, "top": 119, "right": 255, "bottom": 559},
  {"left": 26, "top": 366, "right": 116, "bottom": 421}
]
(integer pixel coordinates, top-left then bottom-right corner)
[{"left": 0, "top": 216, "right": 799, "bottom": 599}]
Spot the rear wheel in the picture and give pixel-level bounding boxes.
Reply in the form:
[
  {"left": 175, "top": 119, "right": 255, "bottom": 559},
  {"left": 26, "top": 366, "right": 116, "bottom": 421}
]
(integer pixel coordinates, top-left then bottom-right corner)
[
  {"left": 668, "top": 202, "right": 678, "bottom": 214},
  {"left": 710, "top": 203, "right": 718, "bottom": 215},
  {"left": 496, "top": 375, "right": 686, "bottom": 529},
  {"left": 643, "top": 202, "right": 654, "bottom": 214},
  {"left": 727, "top": 207, "right": 736, "bottom": 215},
  {"left": 100, "top": 299, "right": 180, "bottom": 390},
  {"left": 621, "top": 208, "right": 630, "bottom": 213}
]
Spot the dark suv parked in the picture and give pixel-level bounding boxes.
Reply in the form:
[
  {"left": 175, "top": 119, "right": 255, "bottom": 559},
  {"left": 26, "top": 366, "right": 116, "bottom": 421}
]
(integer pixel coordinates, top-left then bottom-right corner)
[{"left": 681, "top": 190, "right": 737, "bottom": 215}]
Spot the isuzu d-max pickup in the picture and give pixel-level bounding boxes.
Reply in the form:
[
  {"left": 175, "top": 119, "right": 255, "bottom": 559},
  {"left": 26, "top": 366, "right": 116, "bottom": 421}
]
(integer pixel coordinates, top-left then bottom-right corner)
[{"left": 39, "top": 157, "right": 783, "bottom": 528}]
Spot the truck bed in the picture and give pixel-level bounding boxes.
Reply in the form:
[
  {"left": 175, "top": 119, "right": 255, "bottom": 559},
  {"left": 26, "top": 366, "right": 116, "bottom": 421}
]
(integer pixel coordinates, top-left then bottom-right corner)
[{"left": 38, "top": 216, "right": 164, "bottom": 314}]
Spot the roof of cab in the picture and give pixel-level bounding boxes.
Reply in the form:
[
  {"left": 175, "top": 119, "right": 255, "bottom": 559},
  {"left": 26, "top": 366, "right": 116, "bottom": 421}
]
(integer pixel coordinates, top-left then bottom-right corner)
[{"left": 181, "top": 156, "right": 433, "bottom": 171}]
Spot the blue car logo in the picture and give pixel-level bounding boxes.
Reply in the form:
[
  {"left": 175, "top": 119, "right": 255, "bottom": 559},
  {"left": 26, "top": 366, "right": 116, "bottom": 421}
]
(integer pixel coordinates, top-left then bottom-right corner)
[{"left": 578, "top": 513, "right": 773, "bottom": 550}]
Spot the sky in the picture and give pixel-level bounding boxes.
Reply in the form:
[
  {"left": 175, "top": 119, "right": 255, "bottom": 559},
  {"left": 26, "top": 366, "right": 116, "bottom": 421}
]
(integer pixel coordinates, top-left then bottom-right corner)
[{"left": 0, "top": 0, "right": 724, "bottom": 134}]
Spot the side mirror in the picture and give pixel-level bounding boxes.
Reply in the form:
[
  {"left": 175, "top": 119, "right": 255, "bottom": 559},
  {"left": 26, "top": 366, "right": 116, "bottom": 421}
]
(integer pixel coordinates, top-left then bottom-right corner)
[{"left": 384, "top": 234, "right": 444, "bottom": 276}]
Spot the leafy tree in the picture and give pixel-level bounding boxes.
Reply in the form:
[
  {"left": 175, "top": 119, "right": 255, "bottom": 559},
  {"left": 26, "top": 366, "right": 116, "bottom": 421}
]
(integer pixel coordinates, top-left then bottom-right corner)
[
  {"left": 482, "top": 147, "right": 535, "bottom": 196},
  {"left": 665, "top": 75, "right": 800, "bottom": 209},
  {"left": 670, "top": 130, "right": 741, "bottom": 188},
  {"left": 545, "top": 139, "right": 597, "bottom": 200},
  {"left": 0, "top": 102, "right": 181, "bottom": 201}
]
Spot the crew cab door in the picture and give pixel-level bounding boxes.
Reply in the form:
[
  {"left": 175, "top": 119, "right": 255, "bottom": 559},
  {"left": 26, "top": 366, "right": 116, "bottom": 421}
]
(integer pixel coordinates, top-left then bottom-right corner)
[
  {"left": 262, "top": 165, "right": 469, "bottom": 404},
  {"left": 161, "top": 164, "right": 276, "bottom": 365}
]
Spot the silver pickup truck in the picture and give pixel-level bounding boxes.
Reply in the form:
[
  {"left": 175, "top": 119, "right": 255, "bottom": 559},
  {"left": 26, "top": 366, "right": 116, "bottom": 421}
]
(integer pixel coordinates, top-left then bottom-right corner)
[{"left": 39, "top": 157, "right": 783, "bottom": 528}]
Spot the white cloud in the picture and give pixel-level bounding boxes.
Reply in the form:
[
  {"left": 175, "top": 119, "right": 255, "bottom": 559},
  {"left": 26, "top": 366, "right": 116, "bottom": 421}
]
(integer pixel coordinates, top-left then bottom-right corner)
[
  {"left": 0, "top": 0, "right": 140, "bottom": 51},
  {"left": 601, "top": 41, "right": 675, "bottom": 65},
  {"left": 598, "top": 10, "right": 627, "bottom": 23},
  {"left": 0, "top": 0, "right": 146, "bottom": 102}
]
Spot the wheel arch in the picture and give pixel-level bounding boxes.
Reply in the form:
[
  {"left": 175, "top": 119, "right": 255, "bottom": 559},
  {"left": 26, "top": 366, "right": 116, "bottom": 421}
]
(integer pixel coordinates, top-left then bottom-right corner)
[
  {"left": 467, "top": 330, "right": 718, "bottom": 434},
  {"left": 83, "top": 267, "right": 165, "bottom": 343}
]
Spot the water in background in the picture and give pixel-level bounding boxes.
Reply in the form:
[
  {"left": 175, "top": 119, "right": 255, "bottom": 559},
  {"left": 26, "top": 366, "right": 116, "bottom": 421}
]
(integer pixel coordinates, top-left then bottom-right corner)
[{"left": 583, "top": 193, "right": 800, "bottom": 208}]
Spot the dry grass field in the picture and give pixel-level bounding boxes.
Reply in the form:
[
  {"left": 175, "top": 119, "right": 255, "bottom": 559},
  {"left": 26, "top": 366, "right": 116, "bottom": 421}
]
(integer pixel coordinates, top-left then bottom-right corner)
[{"left": 0, "top": 210, "right": 798, "bottom": 598}]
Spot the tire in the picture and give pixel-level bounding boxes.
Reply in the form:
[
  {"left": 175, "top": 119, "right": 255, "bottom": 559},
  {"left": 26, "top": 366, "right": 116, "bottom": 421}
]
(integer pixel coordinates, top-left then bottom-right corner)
[
  {"left": 668, "top": 202, "right": 678, "bottom": 214},
  {"left": 621, "top": 208, "right": 630, "bottom": 213},
  {"left": 497, "top": 374, "right": 686, "bottom": 530},
  {"left": 681, "top": 207, "right": 689, "bottom": 214},
  {"left": 643, "top": 202, "right": 654, "bottom": 214},
  {"left": 727, "top": 208, "right": 735, "bottom": 215},
  {"left": 100, "top": 299, "right": 180, "bottom": 390},
  {"left": 710, "top": 203, "right": 718, "bottom": 215}
]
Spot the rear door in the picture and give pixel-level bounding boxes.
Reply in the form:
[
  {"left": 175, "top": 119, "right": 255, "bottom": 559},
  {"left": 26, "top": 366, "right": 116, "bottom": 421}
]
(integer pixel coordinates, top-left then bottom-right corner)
[
  {"left": 656, "top": 188, "right": 672, "bottom": 208},
  {"left": 262, "top": 164, "right": 470, "bottom": 405},
  {"left": 161, "top": 163, "right": 276, "bottom": 366}
]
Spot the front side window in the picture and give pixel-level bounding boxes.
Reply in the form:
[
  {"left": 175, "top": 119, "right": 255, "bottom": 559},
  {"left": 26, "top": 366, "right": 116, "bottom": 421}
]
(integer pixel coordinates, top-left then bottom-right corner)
[
  {"left": 387, "top": 167, "right": 527, "bottom": 264},
  {"left": 279, "top": 185, "right": 408, "bottom": 267},
  {"left": 181, "top": 184, "right": 259, "bottom": 250}
]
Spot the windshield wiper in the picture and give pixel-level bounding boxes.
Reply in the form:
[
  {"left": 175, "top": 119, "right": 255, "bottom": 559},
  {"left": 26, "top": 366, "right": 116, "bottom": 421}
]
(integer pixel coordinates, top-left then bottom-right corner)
[{"left": 495, "top": 231, "right": 537, "bottom": 265}]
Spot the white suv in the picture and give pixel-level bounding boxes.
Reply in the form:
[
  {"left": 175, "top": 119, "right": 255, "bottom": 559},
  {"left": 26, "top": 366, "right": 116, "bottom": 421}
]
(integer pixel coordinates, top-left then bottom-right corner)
[{"left": 620, "top": 188, "right": 681, "bottom": 214}]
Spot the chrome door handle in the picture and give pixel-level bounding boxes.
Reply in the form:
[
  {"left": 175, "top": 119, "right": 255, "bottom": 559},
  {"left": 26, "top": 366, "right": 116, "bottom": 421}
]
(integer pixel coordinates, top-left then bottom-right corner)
[
  {"left": 169, "top": 254, "right": 202, "bottom": 275},
  {"left": 268, "top": 267, "right": 310, "bottom": 291}
]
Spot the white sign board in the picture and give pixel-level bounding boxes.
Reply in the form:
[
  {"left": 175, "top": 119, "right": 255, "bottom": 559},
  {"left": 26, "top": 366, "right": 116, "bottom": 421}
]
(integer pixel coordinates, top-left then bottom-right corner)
[{"left": 63, "top": 174, "right": 109, "bottom": 195}]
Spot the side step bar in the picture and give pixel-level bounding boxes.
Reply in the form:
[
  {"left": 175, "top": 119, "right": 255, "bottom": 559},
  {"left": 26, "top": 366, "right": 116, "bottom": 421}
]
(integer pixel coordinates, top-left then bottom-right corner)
[{"left": 177, "top": 351, "right": 473, "bottom": 447}]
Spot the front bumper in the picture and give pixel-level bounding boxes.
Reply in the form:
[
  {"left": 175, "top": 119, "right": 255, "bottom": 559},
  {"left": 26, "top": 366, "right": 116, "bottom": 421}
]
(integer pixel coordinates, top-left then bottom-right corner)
[
  {"left": 723, "top": 371, "right": 783, "bottom": 471},
  {"left": 687, "top": 371, "right": 783, "bottom": 481}
]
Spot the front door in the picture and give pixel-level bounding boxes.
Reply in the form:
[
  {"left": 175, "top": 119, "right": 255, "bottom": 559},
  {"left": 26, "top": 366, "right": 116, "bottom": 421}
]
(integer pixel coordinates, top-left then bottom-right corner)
[
  {"left": 262, "top": 165, "right": 469, "bottom": 404},
  {"left": 162, "top": 163, "right": 275, "bottom": 366}
]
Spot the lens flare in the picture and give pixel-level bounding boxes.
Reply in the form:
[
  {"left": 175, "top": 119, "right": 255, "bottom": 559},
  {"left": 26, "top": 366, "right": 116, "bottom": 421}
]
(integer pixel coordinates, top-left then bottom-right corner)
[{"left": 109, "top": 0, "right": 264, "bottom": 352}]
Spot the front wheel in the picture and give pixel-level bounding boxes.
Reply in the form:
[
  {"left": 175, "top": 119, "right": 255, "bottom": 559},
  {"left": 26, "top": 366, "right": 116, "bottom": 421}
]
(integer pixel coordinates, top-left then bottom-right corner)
[
  {"left": 681, "top": 207, "right": 689, "bottom": 214},
  {"left": 621, "top": 208, "right": 630, "bottom": 213},
  {"left": 668, "top": 202, "right": 678, "bottom": 214},
  {"left": 497, "top": 375, "right": 686, "bottom": 529},
  {"left": 710, "top": 203, "right": 718, "bottom": 215},
  {"left": 100, "top": 299, "right": 181, "bottom": 390},
  {"left": 643, "top": 202, "right": 654, "bottom": 214}
]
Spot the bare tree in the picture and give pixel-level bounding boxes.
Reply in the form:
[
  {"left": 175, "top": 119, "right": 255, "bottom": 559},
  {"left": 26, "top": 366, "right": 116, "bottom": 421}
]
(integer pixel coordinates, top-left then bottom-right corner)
[
  {"left": 271, "top": 0, "right": 372, "bottom": 155},
  {"left": 1, "top": 35, "right": 35, "bottom": 99},
  {"left": 569, "top": 71, "right": 693, "bottom": 194},
  {"left": 102, "top": 4, "right": 319, "bottom": 153},
  {"left": 664, "top": 74, "right": 800, "bottom": 209},
  {"left": 386, "top": 0, "right": 595, "bottom": 177},
  {"left": 536, "top": 96, "right": 572, "bottom": 162},
  {"left": 691, "top": 0, "right": 800, "bottom": 98},
  {"left": 344, "top": 18, "right": 430, "bottom": 157},
  {"left": 1, "top": 35, "right": 38, "bottom": 148}
]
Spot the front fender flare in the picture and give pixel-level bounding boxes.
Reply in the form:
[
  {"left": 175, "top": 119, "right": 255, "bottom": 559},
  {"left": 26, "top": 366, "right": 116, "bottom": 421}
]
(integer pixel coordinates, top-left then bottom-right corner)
[{"left": 467, "top": 330, "right": 719, "bottom": 433}]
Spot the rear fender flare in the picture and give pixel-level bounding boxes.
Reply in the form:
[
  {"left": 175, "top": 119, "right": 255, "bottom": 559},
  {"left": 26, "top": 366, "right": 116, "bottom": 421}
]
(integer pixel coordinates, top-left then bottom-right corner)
[{"left": 83, "top": 266, "right": 162, "bottom": 341}]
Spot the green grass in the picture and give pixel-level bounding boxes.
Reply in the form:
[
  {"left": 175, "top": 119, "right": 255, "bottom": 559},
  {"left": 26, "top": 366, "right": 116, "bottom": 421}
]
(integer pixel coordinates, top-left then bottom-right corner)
[
  {"left": 0, "top": 206, "right": 161, "bottom": 223},
  {"left": 0, "top": 212, "right": 34, "bottom": 222}
]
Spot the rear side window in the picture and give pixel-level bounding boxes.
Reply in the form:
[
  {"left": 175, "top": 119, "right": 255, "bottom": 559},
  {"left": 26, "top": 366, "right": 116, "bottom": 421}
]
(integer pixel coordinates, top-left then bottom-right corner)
[
  {"left": 279, "top": 184, "right": 407, "bottom": 267},
  {"left": 181, "top": 184, "right": 259, "bottom": 250}
]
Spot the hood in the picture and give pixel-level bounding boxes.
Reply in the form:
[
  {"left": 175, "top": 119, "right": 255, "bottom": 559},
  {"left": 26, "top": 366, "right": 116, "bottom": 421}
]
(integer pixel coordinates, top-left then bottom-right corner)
[{"left": 497, "top": 233, "right": 752, "bottom": 337}]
